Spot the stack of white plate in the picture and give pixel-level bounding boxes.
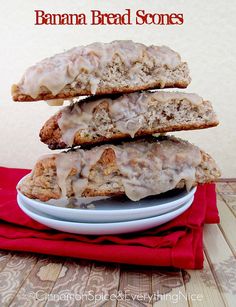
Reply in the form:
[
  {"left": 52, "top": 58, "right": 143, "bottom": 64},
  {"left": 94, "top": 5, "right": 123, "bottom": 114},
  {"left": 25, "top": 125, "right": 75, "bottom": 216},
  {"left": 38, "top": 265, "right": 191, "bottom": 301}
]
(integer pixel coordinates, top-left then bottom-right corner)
[{"left": 17, "top": 181, "right": 196, "bottom": 235}]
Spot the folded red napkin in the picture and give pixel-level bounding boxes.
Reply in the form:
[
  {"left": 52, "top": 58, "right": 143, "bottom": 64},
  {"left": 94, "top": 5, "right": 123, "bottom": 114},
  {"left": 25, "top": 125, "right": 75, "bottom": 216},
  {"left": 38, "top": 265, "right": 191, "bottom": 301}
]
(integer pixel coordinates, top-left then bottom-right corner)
[{"left": 0, "top": 167, "right": 219, "bottom": 269}]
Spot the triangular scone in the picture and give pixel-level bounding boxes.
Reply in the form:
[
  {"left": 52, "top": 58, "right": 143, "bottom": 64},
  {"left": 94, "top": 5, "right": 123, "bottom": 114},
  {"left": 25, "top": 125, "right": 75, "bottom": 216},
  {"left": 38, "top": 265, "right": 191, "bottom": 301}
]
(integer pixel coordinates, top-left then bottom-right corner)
[
  {"left": 40, "top": 91, "right": 219, "bottom": 149},
  {"left": 18, "top": 136, "right": 220, "bottom": 202},
  {"left": 12, "top": 40, "right": 190, "bottom": 102}
]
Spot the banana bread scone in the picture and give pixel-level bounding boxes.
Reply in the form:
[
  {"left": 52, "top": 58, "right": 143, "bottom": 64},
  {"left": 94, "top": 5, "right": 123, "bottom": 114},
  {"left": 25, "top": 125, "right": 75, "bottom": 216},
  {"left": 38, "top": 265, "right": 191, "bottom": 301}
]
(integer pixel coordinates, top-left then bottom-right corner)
[
  {"left": 18, "top": 136, "right": 220, "bottom": 202},
  {"left": 12, "top": 40, "right": 191, "bottom": 102},
  {"left": 40, "top": 91, "right": 219, "bottom": 149}
]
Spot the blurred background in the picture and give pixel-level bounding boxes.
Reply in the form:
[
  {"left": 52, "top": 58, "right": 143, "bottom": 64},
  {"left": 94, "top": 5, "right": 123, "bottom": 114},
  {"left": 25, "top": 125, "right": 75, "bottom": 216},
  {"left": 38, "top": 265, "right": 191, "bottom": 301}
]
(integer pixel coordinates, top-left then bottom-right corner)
[{"left": 0, "top": 0, "right": 235, "bottom": 177}]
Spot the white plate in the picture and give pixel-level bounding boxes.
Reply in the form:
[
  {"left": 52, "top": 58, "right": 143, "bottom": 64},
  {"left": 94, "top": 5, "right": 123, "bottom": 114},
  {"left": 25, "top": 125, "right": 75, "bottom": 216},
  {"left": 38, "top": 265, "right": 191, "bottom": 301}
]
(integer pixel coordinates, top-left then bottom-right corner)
[
  {"left": 17, "top": 176, "right": 196, "bottom": 223},
  {"left": 17, "top": 195, "right": 194, "bottom": 235}
]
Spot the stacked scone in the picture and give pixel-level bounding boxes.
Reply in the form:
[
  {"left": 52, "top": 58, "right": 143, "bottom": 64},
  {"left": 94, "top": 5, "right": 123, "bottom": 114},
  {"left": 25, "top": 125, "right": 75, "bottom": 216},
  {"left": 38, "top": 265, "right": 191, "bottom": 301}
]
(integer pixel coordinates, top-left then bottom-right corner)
[{"left": 13, "top": 41, "right": 220, "bottom": 202}]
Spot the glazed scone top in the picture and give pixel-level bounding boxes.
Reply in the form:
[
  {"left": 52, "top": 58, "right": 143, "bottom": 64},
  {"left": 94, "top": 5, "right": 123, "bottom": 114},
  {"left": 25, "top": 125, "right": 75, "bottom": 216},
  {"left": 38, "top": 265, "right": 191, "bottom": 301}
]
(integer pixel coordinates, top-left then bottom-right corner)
[
  {"left": 54, "top": 136, "right": 202, "bottom": 201},
  {"left": 13, "top": 40, "right": 185, "bottom": 99},
  {"left": 58, "top": 91, "right": 204, "bottom": 146}
]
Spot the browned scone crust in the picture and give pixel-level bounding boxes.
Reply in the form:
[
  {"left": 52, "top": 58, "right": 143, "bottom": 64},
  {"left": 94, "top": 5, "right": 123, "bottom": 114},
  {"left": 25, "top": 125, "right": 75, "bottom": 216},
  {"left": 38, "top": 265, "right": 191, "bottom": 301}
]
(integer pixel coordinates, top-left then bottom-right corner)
[
  {"left": 12, "top": 81, "right": 188, "bottom": 102},
  {"left": 40, "top": 92, "right": 219, "bottom": 149},
  {"left": 12, "top": 40, "right": 190, "bottom": 101},
  {"left": 18, "top": 138, "right": 221, "bottom": 202}
]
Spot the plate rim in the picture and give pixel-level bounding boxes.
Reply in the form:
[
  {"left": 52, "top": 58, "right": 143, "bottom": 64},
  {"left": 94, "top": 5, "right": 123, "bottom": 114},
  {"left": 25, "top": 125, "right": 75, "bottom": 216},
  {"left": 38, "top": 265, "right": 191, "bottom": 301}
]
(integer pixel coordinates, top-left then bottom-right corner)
[
  {"left": 17, "top": 175, "right": 197, "bottom": 216},
  {"left": 17, "top": 194, "right": 194, "bottom": 227}
]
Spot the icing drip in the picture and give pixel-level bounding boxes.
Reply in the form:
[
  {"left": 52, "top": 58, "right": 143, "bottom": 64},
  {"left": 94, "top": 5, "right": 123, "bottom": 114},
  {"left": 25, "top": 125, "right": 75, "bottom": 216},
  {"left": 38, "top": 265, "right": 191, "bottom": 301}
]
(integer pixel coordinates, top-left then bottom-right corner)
[
  {"left": 16, "top": 40, "right": 182, "bottom": 98},
  {"left": 54, "top": 137, "right": 202, "bottom": 201},
  {"left": 58, "top": 91, "right": 204, "bottom": 145}
]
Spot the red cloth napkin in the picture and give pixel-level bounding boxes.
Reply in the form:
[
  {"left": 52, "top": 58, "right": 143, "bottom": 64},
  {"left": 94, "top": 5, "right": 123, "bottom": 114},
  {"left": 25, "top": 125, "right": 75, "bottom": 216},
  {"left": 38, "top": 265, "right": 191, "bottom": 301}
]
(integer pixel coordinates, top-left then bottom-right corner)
[{"left": 0, "top": 167, "right": 219, "bottom": 269}]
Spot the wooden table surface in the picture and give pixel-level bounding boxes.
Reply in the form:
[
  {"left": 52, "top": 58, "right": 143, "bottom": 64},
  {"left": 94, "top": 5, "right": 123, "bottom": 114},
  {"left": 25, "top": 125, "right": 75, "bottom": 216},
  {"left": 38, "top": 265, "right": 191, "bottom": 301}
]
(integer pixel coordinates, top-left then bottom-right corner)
[{"left": 0, "top": 181, "right": 235, "bottom": 306}]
